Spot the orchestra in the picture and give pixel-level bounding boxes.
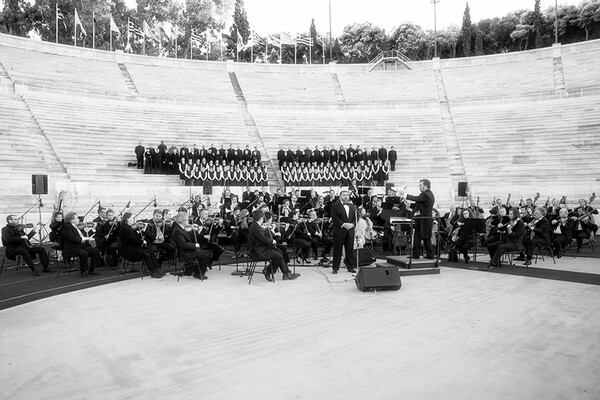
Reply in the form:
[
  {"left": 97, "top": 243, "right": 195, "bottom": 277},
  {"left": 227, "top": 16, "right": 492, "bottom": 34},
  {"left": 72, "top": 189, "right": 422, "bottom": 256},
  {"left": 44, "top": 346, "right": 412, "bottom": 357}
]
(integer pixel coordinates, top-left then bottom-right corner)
[{"left": 5, "top": 184, "right": 598, "bottom": 281}]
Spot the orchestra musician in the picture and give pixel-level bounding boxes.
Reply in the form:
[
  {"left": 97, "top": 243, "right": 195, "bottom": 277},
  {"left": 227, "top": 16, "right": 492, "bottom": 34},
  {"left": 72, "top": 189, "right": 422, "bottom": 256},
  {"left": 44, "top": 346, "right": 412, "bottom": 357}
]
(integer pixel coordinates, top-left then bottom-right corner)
[
  {"left": 143, "top": 209, "right": 176, "bottom": 268},
  {"left": 49, "top": 211, "right": 65, "bottom": 245},
  {"left": 330, "top": 190, "right": 357, "bottom": 274},
  {"left": 485, "top": 207, "right": 509, "bottom": 245},
  {"left": 551, "top": 208, "right": 572, "bottom": 258},
  {"left": 485, "top": 208, "right": 524, "bottom": 271},
  {"left": 398, "top": 179, "right": 435, "bottom": 260},
  {"left": 283, "top": 211, "right": 312, "bottom": 264},
  {"left": 305, "top": 210, "right": 333, "bottom": 264},
  {"left": 2, "top": 215, "right": 51, "bottom": 275},
  {"left": 263, "top": 212, "right": 292, "bottom": 264},
  {"left": 62, "top": 212, "right": 103, "bottom": 277},
  {"left": 196, "top": 209, "right": 225, "bottom": 268},
  {"left": 451, "top": 209, "right": 474, "bottom": 264},
  {"left": 522, "top": 207, "right": 551, "bottom": 265},
  {"left": 248, "top": 210, "right": 299, "bottom": 281},
  {"left": 171, "top": 211, "right": 211, "bottom": 280},
  {"left": 96, "top": 209, "right": 121, "bottom": 269},
  {"left": 119, "top": 213, "right": 164, "bottom": 278}
]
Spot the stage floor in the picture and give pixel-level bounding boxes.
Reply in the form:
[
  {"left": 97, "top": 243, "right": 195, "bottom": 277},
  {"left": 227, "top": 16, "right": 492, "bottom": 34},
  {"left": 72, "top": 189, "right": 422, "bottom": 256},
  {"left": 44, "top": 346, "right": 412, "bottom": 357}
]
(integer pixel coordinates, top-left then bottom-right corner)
[{"left": 1, "top": 258, "right": 599, "bottom": 400}]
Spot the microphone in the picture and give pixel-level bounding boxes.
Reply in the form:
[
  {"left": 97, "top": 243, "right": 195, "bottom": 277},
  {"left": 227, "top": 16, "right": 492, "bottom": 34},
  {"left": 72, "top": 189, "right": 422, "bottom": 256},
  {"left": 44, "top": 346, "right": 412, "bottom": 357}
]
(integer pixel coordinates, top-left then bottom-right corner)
[{"left": 153, "top": 198, "right": 158, "bottom": 208}]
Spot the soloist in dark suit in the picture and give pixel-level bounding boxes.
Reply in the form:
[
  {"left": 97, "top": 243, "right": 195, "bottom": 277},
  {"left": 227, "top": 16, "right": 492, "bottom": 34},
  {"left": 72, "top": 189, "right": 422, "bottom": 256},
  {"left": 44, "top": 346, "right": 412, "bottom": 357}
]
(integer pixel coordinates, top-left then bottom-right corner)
[
  {"left": 62, "top": 223, "right": 103, "bottom": 275},
  {"left": 331, "top": 200, "right": 357, "bottom": 271},
  {"left": 406, "top": 189, "right": 435, "bottom": 259}
]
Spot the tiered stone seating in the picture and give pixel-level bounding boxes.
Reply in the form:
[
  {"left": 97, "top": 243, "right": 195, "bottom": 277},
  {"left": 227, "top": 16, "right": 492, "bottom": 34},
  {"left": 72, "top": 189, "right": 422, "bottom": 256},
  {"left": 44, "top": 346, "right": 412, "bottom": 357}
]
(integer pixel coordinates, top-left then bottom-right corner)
[
  {"left": 336, "top": 69, "right": 438, "bottom": 104},
  {"left": 20, "top": 90, "right": 249, "bottom": 206},
  {"left": 124, "top": 62, "right": 238, "bottom": 105},
  {"left": 561, "top": 47, "right": 600, "bottom": 92},
  {"left": 0, "top": 90, "right": 69, "bottom": 213},
  {"left": 0, "top": 44, "right": 129, "bottom": 96},
  {"left": 451, "top": 95, "right": 600, "bottom": 203},
  {"left": 252, "top": 108, "right": 455, "bottom": 207},
  {"left": 235, "top": 71, "right": 337, "bottom": 104},
  {"left": 442, "top": 57, "right": 556, "bottom": 100}
]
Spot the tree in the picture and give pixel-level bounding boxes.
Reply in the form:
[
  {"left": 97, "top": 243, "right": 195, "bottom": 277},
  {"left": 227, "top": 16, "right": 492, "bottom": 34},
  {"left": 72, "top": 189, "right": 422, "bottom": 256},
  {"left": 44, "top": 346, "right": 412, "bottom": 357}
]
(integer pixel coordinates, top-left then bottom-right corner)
[
  {"left": 474, "top": 28, "right": 484, "bottom": 55},
  {"left": 309, "top": 18, "right": 318, "bottom": 62},
  {"left": 228, "top": 0, "right": 249, "bottom": 57},
  {"left": 460, "top": 2, "right": 472, "bottom": 57},
  {"left": 0, "top": 0, "right": 37, "bottom": 36},
  {"left": 339, "top": 22, "right": 386, "bottom": 63},
  {"left": 579, "top": 0, "right": 600, "bottom": 40},
  {"left": 532, "top": 0, "right": 544, "bottom": 48},
  {"left": 510, "top": 23, "right": 533, "bottom": 50},
  {"left": 390, "top": 23, "right": 429, "bottom": 60},
  {"left": 437, "top": 25, "right": 460, "bottom": 58}
]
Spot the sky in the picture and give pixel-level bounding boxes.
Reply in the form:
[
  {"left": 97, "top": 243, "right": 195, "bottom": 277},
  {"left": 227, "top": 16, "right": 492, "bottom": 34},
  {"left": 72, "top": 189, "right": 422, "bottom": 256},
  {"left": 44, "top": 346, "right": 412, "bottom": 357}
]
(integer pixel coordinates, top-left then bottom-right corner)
[{"left": 242, "top": 0, "right": 580, "bottom": 36}]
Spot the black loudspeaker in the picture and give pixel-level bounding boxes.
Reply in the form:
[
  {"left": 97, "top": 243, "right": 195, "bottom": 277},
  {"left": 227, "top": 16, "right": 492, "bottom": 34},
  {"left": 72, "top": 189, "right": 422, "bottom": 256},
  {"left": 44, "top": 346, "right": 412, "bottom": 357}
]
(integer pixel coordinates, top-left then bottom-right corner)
[
  {"left": 458, "top": 181, "right": 468, "bottom": 197},
  {"left": 31, "top": 174, "right": 48, "bottom": 195},
  {"left": 355, "top": 267, "right": 402, "bottom": 292}
]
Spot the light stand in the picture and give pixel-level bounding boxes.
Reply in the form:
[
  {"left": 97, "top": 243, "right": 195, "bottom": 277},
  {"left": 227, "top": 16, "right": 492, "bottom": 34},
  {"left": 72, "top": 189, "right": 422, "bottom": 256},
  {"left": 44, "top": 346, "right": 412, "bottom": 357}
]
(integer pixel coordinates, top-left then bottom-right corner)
[{"left": 36, "top": 194, "right": 49, "bottom": 244}]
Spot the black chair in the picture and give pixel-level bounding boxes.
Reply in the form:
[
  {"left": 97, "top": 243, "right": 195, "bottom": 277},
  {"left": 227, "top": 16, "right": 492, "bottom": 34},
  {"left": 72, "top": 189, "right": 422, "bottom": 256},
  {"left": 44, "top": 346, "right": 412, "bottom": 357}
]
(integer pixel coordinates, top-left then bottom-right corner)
[
  {"left": 534, "top": 244, "right": 556, "bottom": 265},
  {"left": 244, "top": 241, "right": 274, "bottom": 285},
  {"left": 56, "top": 256, "right": 80, "bottom": 277},
  {"left": 0, "top": 254, "right": 24, "bottom": 275},
  {"left": 117, "top": 258, "right": 147, "bottom": 280}
]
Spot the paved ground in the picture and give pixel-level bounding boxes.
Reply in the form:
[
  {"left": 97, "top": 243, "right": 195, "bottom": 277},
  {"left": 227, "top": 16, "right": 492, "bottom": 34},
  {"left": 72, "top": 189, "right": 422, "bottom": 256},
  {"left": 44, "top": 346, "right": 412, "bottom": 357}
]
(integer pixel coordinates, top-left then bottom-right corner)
[{"left": 1, "top": 256, "right": 599, "bottom": 400}]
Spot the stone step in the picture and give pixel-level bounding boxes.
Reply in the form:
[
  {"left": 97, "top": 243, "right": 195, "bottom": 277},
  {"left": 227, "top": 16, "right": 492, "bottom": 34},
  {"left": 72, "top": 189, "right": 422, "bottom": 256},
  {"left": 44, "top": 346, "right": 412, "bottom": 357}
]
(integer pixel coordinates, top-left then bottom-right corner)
[{"left": 375, "top": 262, "right": 441, "bottom": 276}]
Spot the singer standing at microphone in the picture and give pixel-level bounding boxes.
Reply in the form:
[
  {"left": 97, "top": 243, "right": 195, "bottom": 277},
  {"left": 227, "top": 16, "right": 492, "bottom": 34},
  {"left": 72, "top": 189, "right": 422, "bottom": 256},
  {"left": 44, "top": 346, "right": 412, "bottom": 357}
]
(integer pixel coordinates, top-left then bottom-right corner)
[
  {"left": 330, "top": 190, "right": 357, "bottom": 274},
  {"left": 399, "top": 179, "right": 435, "bottom": 259}
]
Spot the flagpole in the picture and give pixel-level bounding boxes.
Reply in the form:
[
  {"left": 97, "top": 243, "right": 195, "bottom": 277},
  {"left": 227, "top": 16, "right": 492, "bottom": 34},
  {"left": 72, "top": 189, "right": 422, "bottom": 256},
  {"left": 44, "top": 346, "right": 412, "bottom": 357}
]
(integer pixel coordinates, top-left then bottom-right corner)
[
  {"left": 74, "top": 19, "right": 77, "bottom": 47},
  {"left": 127, "top": 17, "right": 130, "bottom": 50},
  {"left": 175, "top": 26, "right": 178, "bottom": 58},
  {"left": 190, "top": 34, "right": 192, "bottom": 60},
  {"left": 92, "top": 11, "right": 95, "bottom": 49},
  {"left": 279, "top": 32, "right": 282, "bottom": 63},
  {"left": 309, "top": 41, "right": 312, "bottom": 64},
  {"left": 55, "top": 3, "right": 58, "bottom": 44},
  {"left": 294, "top": 38, "right": 297, "bottom": 64},
  {"left": 110, "top": 21, "right": 113, "bottom": 51},
  {"left": 322, "top": 37, "right": 326, "bottom": 64}
]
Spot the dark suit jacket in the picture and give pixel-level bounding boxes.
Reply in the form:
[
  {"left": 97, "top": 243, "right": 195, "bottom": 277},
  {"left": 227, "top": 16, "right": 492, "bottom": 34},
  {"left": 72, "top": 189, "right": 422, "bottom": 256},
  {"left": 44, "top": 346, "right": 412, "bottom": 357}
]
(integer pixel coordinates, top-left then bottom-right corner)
[
  {"left": 248, "top": 221, "right": 279, "bottom": 260},
  {"left": 172, "top": 222, "right": 199, "bottom": 262},
  {"left": 505, "top": 220, "right": 525, "bottom": 246},
  {"left": 2, "top": 224, "right": 35, "bottom": 260},
  {"left": 389, "top": 150, "right": 397, "bottom": 162},
  {"left": 62, "top": 223, "right": 88, "bottom": 258},
  {"left": 331, "top": 200, "right": 356, "bottom": 238},
  {"left": 119, "top": 224, "right": 145, "bottom": 261},
  {"left": 406, "top": 189, "right": 435, "bottom": 238},
  {"left": 135, "top": 145, "right": 145, "bottom": 157},
  {"left": 378, "top": 147, "right": 388, "bottom": 161},
  {"left": 531, "top": 217, "right": 551, "bottom": 244}
]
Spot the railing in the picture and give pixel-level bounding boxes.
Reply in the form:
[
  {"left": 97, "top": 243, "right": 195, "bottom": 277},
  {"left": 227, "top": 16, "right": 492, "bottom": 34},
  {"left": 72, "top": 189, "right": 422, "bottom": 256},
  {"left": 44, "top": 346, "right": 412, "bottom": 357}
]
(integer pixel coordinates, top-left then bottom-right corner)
[{"left": 369, "top": 50, "right": 413, "bottom": 65}]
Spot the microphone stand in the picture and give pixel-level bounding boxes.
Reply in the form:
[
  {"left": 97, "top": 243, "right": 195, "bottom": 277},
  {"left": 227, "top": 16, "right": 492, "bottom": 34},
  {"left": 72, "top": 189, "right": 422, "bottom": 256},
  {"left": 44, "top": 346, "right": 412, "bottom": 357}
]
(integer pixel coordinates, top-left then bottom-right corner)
[{"left": 134, "top": 196, "right": 157, "bottom": 220}]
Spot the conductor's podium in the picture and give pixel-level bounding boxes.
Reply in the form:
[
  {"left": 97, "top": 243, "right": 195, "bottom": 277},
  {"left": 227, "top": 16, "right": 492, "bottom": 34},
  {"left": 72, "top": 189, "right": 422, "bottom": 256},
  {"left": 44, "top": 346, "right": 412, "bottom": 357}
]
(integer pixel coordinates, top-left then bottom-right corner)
[{"left": 376, "top": 255, "right": 440, "bottom": 276}]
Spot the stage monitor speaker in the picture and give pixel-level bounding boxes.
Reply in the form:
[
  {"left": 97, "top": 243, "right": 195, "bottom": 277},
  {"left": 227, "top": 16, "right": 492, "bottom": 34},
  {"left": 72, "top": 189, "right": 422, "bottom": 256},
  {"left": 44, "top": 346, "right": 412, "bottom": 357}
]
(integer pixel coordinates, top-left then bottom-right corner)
[
  {"left": 31, "top": 174, "right": 48, "bottom": 195},
  {"left": 458, "top": 181, "right": 468, "bottom": 197},
  {"left": 355, "top": 266, "right": 401, "bottom": 292}
]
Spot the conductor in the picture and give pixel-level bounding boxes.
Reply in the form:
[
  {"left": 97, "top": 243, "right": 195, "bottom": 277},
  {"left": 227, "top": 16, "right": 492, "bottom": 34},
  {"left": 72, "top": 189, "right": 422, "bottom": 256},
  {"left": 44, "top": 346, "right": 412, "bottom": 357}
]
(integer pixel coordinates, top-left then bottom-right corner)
[{"left": 399, "top": 179, "right": 435, "bottom": 259}]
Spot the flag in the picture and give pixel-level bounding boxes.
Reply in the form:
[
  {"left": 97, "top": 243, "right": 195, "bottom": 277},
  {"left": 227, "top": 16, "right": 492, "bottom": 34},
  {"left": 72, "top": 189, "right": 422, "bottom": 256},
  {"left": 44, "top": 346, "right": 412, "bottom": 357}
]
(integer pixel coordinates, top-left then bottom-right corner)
[
  {"left": 280, "top": 32, "right": 294, "bottom": 45},
  {"left": 128, "top": 20, "right": 143, "bottom": 38},
  {"left": 110, "top": 16, "right": 120, "bottom": 36},
  {"left": 74, "top": 9, "right": 86, "bottom": 36},
  {"left": 190, "top": 31, "right": 204, "bottom": 45},
  {"left": 143, "top": 20, "right": 159, "bottom": 41},
  {"left": 57, "top": 7, "right": 67, "bottom": 29},
  {"left": 174, "top": 25, "right": 185, "bottom": 37},
  {"left": 268, "top": 34, "right": 280, "bottom": 48},
  {"left": 249, "top": 30, "right": 265, "bottom": 46},
  {"left": 236, "top": 29, "right": 243, "bottom": 53},
  {"left": 160, "top": 21, "right": 173, "bottom": 41},
  {"left": 203, "top": 28, "right": 219, "bottom": 44},
  {"left": 296, "top": 34, "right": 313, "bottom": 46}
]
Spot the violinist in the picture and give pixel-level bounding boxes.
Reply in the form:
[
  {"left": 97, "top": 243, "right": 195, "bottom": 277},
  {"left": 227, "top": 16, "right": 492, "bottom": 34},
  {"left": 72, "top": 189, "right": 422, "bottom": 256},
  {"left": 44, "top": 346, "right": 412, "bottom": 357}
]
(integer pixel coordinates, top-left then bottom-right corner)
[
  {"left": 280, "top": 199, "right": 292, "bottom": 219},
  {"left": 285, "top": 211, "right": 312, "bottom": 264},
  {"left": 570, "top": 201, "right": 596, "bottom": 252},
  {"left": 248, "top": 210, "right": 298, "bottom": 282},
  {"left": 546, "top": 198, "right": 561, "bottom": 222},
  {"left": 2, "top": 215, "right": 50, "bottom": 275},
  {"left": 486, "top": 207, "right": 509, "bottom": 245},
  {"left": 451, "top": 209, "right": 474, "bottom": 264},
  {"left": 119, "top": 213, "right": 164, "bottom": 279},
  {"left": 49, "top": 211, "right": 65, "bottom": 245},
  {"left": 171, "top": 211, "right": 211, "bottom": 280},
  {"left": 92, "top": 207, "right": 107, "bottom": 237},
  {"left": 143, "top": 209, "right": 176, "bottom": 268},
  {"left": 306, "top": 210, "right": 332, "bottom": 264},
  {"left": 485, "top": 208, "right": 524, "bottom": 271},
  {"left": 551, "top": 208, "right": 572, "bottom": 258},
  {"left": 197, "top": 209, "right": 225, "bottom": 269},
  {"left": 522, "top": 207, "right": 551, "bottom": 265},
  {"left": 62, "top": 212, "right": 103, "bottom": 277},
  {"left": 96, "top": 209, "right": 121, "bottom": 268},
  {"left": 263, "top": 212, "right": 291, "bottom": 264}
]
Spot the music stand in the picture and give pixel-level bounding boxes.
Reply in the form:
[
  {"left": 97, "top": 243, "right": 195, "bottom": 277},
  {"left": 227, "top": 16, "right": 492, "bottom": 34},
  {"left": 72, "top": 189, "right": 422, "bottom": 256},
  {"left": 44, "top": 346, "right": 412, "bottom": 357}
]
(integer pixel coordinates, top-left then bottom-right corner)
[{"left": 464, "top": 218, "right": 486, "bottom": 267}]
